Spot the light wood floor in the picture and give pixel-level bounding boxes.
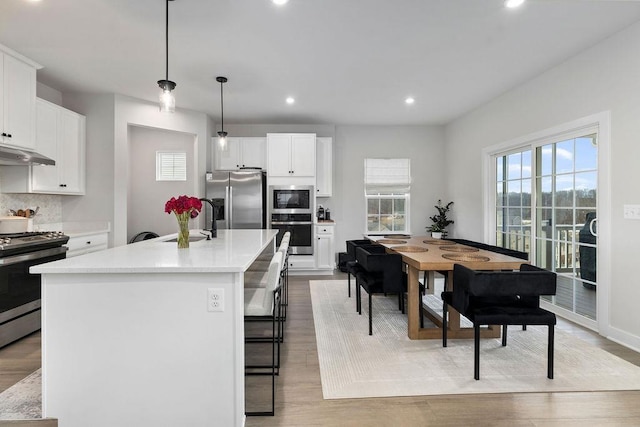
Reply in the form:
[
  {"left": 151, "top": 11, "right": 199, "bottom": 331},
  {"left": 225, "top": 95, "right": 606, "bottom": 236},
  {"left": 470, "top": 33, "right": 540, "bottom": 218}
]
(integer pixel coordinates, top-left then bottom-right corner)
[{"left": 3, "top": 272, "right": 640, "bottom": 426}]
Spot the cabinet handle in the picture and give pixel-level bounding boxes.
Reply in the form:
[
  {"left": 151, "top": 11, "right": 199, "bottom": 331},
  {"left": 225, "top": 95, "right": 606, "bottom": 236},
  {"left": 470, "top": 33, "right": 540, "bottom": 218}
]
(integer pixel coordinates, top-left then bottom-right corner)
[
  {"left": 7, "top": 134, "right": 11, "bottom": 138},
  {"left": 1, "top": 133, "right": 6, "bottom": 137},
  {"left": 86, "top": 241, "right": 91, "bottom": 245},
  {"left": 59, "top": 184, "right": 67, "bottom": 187}
]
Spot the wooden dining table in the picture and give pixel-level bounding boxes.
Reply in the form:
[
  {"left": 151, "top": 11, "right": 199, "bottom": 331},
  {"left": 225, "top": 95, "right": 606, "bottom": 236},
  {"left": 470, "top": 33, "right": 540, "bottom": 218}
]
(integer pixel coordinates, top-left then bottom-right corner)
[{"left": 368, "top": 235, "right": 529, "bottom": 340}]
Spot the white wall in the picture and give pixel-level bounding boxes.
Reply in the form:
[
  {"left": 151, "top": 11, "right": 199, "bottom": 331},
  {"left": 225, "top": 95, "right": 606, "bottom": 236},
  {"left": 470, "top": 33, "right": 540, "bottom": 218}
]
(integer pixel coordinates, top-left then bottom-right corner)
[
  {"left": 445, "top": 21, "right": 640, "bottom": 349},
  {"left": 113, "top": 95, "right": 210, "bottom": 246},
  {"left": 333, "top": 125, "right": 446, "bottom": 250},
  {"left": 127, "top": 126, "right": 196, "bottom": 241},
  {"left": 61, "top": 94, "right": 210, "bottom": 247},
  {"left": 61, "top": 93, "right": 115, "bottom": 244}
]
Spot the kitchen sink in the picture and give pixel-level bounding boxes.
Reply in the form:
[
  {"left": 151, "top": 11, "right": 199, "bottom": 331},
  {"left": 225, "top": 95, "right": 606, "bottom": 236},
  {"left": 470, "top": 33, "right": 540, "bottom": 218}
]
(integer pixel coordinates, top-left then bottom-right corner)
[{"left": 164, "top": 235, "right": 208, "bottom": 243}]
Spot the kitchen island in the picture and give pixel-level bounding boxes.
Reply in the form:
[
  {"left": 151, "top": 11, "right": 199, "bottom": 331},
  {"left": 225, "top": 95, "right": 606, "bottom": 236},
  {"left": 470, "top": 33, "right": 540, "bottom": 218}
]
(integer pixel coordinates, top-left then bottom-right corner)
[{"left": 32, "top": 229, "right": 277, "bottom": 427}]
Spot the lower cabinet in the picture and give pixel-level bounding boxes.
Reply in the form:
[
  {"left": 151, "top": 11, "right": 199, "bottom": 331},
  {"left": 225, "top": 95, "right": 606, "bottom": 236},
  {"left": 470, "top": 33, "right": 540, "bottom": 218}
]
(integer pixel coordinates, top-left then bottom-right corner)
[
  {"left": 315, "top": 224, "right": 335, "bottom": 270},
  {"left": 65, "top": 232, "right": 108, "bottom": 258},
  {"left": 287, "top": 254, "right": 316, "bottom": 270}
]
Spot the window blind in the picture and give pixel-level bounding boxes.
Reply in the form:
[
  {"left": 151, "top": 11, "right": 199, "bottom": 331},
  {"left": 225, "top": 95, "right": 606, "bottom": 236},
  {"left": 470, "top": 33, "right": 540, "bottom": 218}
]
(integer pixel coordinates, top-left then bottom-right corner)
[
  {"left": 156, "top": 151, "right": 187, "bottom": 181},
  {"left": 364, "top": 158, "right": 411, "bottom": 194}
]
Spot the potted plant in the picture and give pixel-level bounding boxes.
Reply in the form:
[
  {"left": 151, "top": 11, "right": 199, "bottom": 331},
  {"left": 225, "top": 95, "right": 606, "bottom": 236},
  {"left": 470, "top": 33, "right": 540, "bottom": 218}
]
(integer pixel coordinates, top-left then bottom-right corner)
[{"left": 426, "top": 200, "right": 454, "bottom": 239}]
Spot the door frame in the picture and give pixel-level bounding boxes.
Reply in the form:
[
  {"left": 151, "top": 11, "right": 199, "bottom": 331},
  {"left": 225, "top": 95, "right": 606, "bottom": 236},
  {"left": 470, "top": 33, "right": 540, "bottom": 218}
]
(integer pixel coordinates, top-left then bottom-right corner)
[{"left": 481, "top": 111, "right": 611, "bottom": 335}]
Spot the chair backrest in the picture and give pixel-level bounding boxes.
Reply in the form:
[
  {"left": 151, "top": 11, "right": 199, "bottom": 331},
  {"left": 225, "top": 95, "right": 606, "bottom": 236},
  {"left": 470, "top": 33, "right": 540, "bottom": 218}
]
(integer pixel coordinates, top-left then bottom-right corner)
[
  {"left": 452, "top": 263, "right": 556, "bottom": 313},
  {"left": 280, "top": 231, "right": 291, "bottom": 245},
  {"left": 346, "top": 239, "right": 373, "bottom": 260},
  {"left": 262, "top": 251, "right": 283, "bottom": 312},
  {"left": 355, "top": 246, "right": 404, "bottom": 293}
]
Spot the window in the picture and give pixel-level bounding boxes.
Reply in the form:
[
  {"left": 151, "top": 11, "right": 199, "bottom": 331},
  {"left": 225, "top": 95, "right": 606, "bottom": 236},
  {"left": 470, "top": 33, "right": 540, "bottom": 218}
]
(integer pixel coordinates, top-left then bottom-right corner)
[
  {"left": 496, "top": 149, "right": 532, "bottom": 253},
  {"left": 364, "top": 158, "right": 410, "bottom": 234},
  {"left": 490, "top": 125, "right": 599, "bottom": 324},
  {"left": 156, "top": 151, "right": 186, "bottom": 181}
]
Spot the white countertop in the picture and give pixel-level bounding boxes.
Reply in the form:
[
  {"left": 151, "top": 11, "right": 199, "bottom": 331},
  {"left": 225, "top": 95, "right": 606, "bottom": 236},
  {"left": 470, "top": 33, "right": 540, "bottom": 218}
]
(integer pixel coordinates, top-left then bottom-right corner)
[
  {"left": 32, "top": 229, "right": 277, "bottom": 274},
  {"left": 37, "top": 221, "right": 111, "bottom": 237}
]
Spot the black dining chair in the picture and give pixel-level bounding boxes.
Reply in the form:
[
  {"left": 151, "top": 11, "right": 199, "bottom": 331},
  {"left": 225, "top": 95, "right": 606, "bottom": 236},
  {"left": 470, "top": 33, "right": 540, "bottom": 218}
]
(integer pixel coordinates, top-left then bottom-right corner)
[
  {"left": 345, "top": 239, "right": 373, "bottom": 298},
  {"left": 442, "top": 263, "right": 557, "bottom": 380},
  {"left": 355, "top": 245, "right": 406, "bottom": 335}
]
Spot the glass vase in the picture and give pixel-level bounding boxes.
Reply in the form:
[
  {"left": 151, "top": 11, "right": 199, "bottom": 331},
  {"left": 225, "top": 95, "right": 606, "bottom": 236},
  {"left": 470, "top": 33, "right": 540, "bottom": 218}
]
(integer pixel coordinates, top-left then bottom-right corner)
[{"left": 176, "top": 214, "right": 190, "bottom": 249}]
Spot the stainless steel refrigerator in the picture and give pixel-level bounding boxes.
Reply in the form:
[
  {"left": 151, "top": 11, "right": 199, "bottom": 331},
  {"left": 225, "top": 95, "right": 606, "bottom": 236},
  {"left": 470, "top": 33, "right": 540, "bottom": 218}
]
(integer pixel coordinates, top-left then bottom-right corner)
[{"left": 204, "top": 170, "right": 267, "bottom": 229}]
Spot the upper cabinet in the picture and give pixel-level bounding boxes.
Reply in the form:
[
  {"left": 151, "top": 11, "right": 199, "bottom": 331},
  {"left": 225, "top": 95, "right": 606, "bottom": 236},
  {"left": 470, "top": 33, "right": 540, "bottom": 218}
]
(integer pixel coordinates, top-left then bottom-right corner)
[
  {"left": 32, "top": 99, "right": 86, "bottom": 194},
  {"left": 1, "top": 98, "right": 86, "bottom": 195},
  {"left": 0, "top": 48, "right": 38, "bottom": 150},
  {"left": 315, "top": 137, "right": 332, "bottom": 197},
  {"left": 267, "top": 133, "right": 316, "bottom": 178},
  {"left": 214, "top": 137, "right": 265, "bottom": 170}
]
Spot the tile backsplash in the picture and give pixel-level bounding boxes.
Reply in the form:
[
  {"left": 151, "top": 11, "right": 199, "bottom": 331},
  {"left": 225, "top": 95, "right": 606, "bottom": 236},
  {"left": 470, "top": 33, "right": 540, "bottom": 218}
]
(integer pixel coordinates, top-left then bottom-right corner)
[{"left": 0, "top": 194, "right": 62, "bottom": 225}]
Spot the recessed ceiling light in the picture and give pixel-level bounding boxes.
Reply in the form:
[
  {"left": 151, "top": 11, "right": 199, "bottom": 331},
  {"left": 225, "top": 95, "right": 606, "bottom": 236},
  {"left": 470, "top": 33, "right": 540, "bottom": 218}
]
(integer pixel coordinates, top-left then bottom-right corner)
[
  {"left": 405, "top": 97, "right": 415, "bottom": 105},
  {"left": 272, "top": 0, "right": 289, "bottom": 5},
  {"left": 505, "top": 0, "right": 525, "bottom": 8},
  {"left": 286, "top": 97, "right": 295, "bottom": 105}
]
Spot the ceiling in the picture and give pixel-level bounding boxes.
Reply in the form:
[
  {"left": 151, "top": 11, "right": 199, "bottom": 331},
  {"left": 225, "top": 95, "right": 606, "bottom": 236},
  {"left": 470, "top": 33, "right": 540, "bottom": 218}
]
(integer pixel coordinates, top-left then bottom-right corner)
[{"left": 2, "top": 0, "right": 640, "bottom": 126}]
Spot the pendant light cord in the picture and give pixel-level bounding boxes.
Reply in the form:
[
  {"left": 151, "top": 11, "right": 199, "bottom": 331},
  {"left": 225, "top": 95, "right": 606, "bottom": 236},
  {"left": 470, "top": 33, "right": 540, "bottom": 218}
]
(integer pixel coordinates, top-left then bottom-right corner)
[
  {"left": 220, "top": 80, "right": 224, "bottom": 134},
  {"left": 165, "top": 0, "right": 169, "bottom": 81}
]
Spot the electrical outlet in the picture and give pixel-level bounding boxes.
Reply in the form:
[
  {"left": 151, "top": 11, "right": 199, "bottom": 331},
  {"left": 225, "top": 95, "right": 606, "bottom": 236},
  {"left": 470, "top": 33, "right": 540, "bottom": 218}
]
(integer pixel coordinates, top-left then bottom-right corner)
[
  {"left": 207, "top": 288, "right": 224, "bottom": 312},
  {"left": 624, "top": 205, "right": 640, "bottom": 220}
]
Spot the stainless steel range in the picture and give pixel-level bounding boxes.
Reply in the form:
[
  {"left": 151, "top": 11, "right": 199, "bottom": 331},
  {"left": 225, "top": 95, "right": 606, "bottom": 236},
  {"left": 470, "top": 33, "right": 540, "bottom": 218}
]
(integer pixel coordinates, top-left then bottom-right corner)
[{"left": 0, "top": 231, "right": 69, "bottom": 348}]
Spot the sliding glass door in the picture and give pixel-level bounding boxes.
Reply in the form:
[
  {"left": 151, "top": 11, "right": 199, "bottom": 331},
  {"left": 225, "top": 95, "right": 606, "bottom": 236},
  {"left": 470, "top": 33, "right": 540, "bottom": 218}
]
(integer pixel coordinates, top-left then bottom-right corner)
[{"left": 494, "top": 131, "right": 598, "bottom": 323}]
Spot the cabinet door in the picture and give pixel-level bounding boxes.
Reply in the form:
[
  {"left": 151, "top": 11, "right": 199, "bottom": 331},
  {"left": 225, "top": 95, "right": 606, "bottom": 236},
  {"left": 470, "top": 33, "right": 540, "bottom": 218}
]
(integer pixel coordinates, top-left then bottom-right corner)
[
  {"left": 267, "top": 134, "right": 292, "bottom": 177},
  {"left": 215, "top": 137, "right": 241, "bottom": 170},
  {"left": 316, "top": 234, "right": 333, "bottom": 269},
  {"left": 240, "top": 137, "right": 266, "bottom": 169},
  {"left": 290, "top": 134, "right": 315, "bottom": 177},
  {"left": 31, "top": 100, "right": 59, "bottom": 192},
  {"left": 316, "top": 137, "right": 332, "bottom": 196},
  {"left": 2, "top": 55, "right": 36, "bottom": 150},
  {"left": 58, "top": 110, "right": 84, "bottom": 194},
  {"left": 0, "top": 55, "right": 4, "bottom": 140}
]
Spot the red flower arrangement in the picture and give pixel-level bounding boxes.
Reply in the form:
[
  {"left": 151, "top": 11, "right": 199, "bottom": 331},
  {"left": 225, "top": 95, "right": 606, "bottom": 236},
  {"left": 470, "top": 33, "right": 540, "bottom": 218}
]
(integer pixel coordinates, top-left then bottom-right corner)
[
  {"left": 165, "top": 195, "right": 202, "bottom": 219},
  {"left": 165, "top": 196, "right": 202, "bottom": 248}
]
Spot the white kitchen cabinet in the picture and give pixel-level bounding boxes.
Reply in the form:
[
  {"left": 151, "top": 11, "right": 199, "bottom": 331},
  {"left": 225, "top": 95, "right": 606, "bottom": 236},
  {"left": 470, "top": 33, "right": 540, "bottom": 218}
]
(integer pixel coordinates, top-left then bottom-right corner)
[
  {"left": 287, "top": 254, "right": 316, "bottom": 271},
  {"left": 267, "top": 133, "right": 316, "bottom": 178},
  {"left": 315, "top": 137, "right": 332, "bottom": 197},
  {"left": 0, "top": 48, "right": 38, "bottom": 150},
  {"left": 32, "top": 99, "right": 85, "bottom": 194},
  {"left": 315, "top": 223, "right": 335, "bottom": 270},
  {"left": 0, "top": 99, "right": 86, "bottom": 195},
  {"left": 65, "top": 232, "right": 109, "bottom": 258},
  {"left": 214, "top": 137, "right": 265, "bottom": 170}
]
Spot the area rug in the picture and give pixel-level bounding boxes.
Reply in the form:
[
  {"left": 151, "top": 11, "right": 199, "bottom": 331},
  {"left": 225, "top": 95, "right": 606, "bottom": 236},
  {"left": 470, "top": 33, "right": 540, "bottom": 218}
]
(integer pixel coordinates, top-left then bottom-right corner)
[
  {"left": 0, "top": 369, "right": 41, "bottom": 419},
  {"left": 311, "top": 280, "right": 640, "bottom": 399}
]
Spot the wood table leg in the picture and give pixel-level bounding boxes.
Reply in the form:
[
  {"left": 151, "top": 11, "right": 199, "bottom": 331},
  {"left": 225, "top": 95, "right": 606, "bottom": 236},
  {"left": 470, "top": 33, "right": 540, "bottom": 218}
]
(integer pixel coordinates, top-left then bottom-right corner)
[{"left": 407, "top": 265, "right": 420, "bottom": 339}]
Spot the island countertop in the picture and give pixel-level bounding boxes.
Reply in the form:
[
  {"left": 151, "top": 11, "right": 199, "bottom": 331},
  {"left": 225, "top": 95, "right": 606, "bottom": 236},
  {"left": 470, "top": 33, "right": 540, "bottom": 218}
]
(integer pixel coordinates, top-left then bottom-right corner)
[{"left": 32, "top": 229, "right": 277, "bottom": 274}]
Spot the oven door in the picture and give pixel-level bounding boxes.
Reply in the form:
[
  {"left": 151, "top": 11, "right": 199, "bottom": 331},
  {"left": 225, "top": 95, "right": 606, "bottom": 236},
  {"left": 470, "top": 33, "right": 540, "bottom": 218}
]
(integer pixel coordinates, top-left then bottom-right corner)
[
  {"left": 271, "top": 222, "right": 313, "bottom": 255},
  {"left": 270, "top": 186, "right": 313, "bottom": 214},
  {"left": 0, "top": 246, "right": 67, "bottom": 347}
]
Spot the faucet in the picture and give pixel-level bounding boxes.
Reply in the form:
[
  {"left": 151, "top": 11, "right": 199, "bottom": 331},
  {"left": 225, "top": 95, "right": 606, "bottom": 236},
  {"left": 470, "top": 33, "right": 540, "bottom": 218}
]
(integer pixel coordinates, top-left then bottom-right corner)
[{"left": 199, "top": 198, "right": 221, "bottom": 238}]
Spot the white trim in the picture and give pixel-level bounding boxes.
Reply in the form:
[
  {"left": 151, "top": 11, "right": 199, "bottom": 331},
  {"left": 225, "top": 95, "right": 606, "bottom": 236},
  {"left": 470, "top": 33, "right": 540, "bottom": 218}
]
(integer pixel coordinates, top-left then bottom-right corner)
[{"left": 482, "top": 111, "right": 611, "bottom": 336}]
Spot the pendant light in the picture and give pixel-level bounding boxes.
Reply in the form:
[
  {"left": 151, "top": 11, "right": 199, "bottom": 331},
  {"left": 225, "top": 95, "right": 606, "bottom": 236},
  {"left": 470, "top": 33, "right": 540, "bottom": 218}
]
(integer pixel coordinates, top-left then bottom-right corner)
[
  {"left": 217, "top": 76, "right": 228, "bottom": 149},
  {"left": 158, "top": 0, "right": 176, "bottom": 113}
]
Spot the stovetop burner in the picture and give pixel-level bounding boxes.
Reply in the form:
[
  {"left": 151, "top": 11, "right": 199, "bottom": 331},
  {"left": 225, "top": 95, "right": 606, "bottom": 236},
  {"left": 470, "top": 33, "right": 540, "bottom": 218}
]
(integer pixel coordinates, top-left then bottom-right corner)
[{"left": 0, "top": 231, "right": 69, "bottom": 255}]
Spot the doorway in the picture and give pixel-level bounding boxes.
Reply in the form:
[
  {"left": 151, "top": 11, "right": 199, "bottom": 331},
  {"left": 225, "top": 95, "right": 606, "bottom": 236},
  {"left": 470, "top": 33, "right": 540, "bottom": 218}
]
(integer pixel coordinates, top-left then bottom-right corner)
[
  {"left": 127, "top": 125, "right": 196, "bottom": 241},
  {"left": 489, "top": 115, "right": 608, "bottom": 331}
]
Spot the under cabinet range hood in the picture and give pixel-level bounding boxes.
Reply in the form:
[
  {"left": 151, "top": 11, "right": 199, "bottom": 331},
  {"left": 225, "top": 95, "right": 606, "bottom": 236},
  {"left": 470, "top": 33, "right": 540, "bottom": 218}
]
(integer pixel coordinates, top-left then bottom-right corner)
[{"left": 0, "top": 146, "right": 55, "bottom": 166}]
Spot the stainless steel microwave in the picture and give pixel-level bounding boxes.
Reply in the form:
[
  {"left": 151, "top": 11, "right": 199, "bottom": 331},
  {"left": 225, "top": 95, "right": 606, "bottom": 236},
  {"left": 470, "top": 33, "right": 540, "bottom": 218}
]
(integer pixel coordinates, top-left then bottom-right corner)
[{"left": 269, "top": 185, "right": 314, "bottom": 214}]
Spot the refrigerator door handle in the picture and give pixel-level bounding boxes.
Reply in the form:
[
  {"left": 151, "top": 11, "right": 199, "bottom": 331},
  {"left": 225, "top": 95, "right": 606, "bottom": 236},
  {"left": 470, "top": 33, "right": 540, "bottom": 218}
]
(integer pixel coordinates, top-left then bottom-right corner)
[
  {"left": 228, "top": 186, "right": 233, "bottom": 228},
  {"left": 225, "top": 185, "right": 231, "bottom": 229}
]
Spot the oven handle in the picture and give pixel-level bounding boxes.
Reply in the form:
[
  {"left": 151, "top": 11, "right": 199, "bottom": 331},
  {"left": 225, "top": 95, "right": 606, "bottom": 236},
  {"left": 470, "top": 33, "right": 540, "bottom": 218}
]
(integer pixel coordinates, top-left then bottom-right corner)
[
  {"left": 0, "top": 246, "right": 68, "bottom": 266},
  {"left": 271, "top": 221, "right": 313, "bottom": 225}
]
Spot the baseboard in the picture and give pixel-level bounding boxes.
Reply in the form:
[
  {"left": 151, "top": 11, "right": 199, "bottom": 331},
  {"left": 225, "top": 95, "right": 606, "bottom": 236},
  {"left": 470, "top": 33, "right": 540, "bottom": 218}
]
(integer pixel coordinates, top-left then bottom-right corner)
[{"left": 606, "top": 325, "right": 640, "bottom": 354}]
